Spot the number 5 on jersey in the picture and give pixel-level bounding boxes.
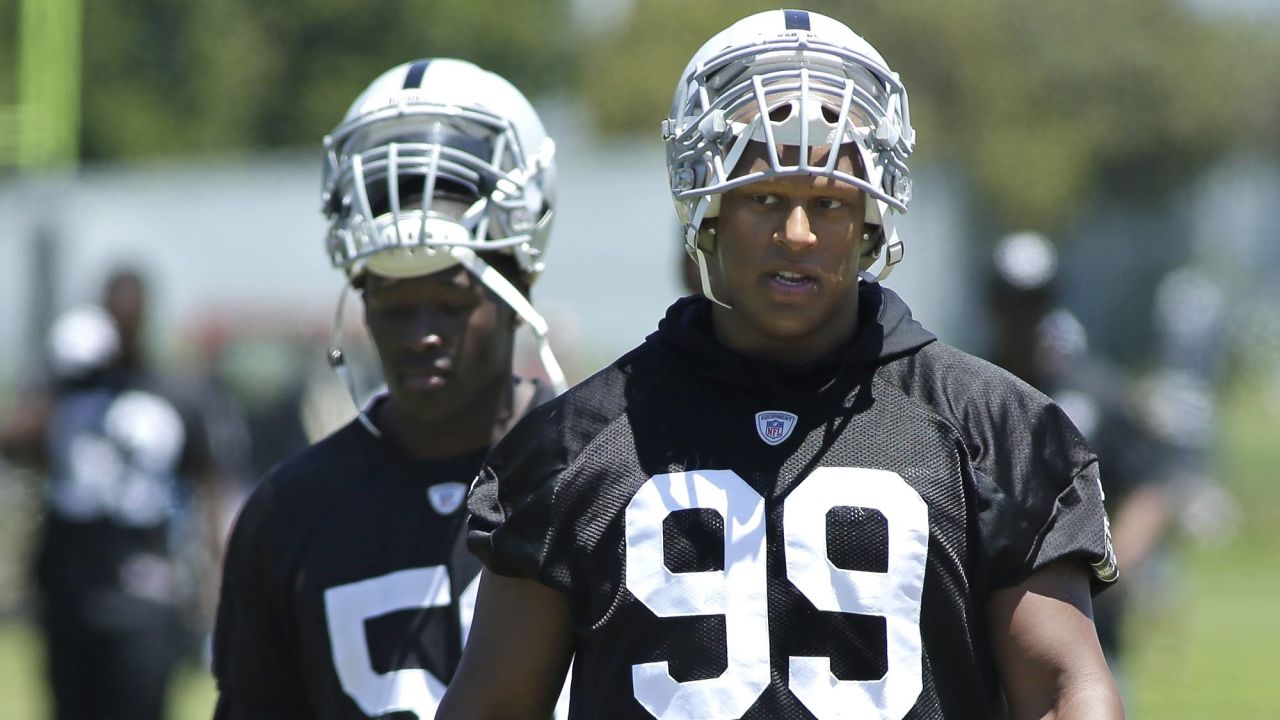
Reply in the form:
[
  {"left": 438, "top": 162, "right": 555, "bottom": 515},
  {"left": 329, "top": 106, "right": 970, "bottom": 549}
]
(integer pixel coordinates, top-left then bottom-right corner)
[
  {"left": 324, "top": 567, "right": 479, "bottom": 718},
  {"left": 625, "top": 468, "right": 929, "bottom": 720}
]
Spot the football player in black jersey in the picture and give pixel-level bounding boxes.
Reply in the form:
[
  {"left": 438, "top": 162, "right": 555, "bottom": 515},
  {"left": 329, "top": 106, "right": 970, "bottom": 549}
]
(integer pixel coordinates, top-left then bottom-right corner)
[
  {"left": 211, "top": 58, "right": 566, "bottom": 719},
  {"left": 440, "top": 9, "right": 1122, "bottom": 720},
  {"left": 2, "top": 278, "right": 229, "bottom": 720}
]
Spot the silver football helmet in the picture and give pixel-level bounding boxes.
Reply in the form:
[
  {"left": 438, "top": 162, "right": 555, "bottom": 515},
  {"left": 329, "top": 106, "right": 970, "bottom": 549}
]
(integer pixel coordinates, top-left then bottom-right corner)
[
  {"left": 663, "top": 9, "right": 916, "bottom": 304},
  {"left": 323, "top": 57, "right": 556, "bottom": 281},
  {"left": 321, "top": 59, "right": 565, "bottom": 420}
]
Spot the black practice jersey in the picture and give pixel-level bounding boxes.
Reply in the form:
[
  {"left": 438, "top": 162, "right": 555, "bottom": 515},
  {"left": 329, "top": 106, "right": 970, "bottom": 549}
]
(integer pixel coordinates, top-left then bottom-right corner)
[
  {"left": 469, "top": 286, "right": 1116, "bottom": 720},
  {"left": 214, "top": 382, "right": 547, "bottom": 720},
  {"left": 36, "top": 368, "right": 213, "bottom": 614}
]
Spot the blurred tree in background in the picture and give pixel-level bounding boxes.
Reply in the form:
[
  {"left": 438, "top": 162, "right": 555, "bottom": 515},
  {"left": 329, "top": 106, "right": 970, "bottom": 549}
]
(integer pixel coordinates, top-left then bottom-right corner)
[
  {"left": 582, "top": 0, "right": 1275, "bottom": 235},
  {"left": 0, "top": 0, "right": 17, "bottom": 162},
  {"left": 0, "top": 0, "right": 1276, "bottom": 236},
  {"left": 1, "top": 0, "right": 578, "bottom": 162}
]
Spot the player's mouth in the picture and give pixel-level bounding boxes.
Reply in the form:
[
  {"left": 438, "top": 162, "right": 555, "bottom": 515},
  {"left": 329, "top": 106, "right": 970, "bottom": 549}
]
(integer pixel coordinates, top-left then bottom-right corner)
[
  {"left": 398, "top": 358, "right": 454, "bottom": 391},
  {"left": 763, "top": 268, "right": 819, "bottom": 296},
  {"left": 399, "top": 370, "right": 450, "bottom": 391}
]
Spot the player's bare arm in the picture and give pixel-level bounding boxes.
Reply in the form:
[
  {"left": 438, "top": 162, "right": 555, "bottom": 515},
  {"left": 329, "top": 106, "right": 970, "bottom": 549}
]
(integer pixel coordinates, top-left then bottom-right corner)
[
  {"left": 436, "top": 571, "right": 573, "bottom": 719},
  {"left": 989, "top": 562, "right": 1123, "bottom": 720},
  {"left": 0, "top": 383, "right": 52, "bottom": 468}
]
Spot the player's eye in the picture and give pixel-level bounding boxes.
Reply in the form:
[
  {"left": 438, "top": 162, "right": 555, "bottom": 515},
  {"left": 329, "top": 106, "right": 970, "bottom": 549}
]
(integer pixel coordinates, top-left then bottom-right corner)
[
  {"left": 751, "top": 193, "right": 781, "bottom": 207},
  {"left": 816, "top": 197, "right": 845, "bottom": 210},
  {"left": 383, "top": 303, "right": 416, "bottom": 317},
  {"left": 368, "top": 305, "right": 413, "bottom": 326},
  {"left": 433, "top": 294, "right": 480, "bottom": 315},
  {"left": 438, "top": 302, "right": 477, "bottom": 315}
]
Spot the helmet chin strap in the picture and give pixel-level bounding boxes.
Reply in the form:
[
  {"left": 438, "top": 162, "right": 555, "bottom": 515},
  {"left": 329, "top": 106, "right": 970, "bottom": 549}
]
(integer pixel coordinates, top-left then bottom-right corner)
[
  {"left": 687, "top": 197, "right": 732, "bottom": 309},
  {"left": 691, "top": 242, "right": 732, "bottom": 310},
  {"left": 448, "top": 246, "right": 568, "bottom": 395},
  {"left": 327, "top": 282, "right": 384, "bottom": 438}
]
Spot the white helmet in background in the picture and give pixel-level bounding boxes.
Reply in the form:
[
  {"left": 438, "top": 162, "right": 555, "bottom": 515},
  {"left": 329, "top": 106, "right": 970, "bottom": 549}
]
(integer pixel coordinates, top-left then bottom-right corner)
[
  {"left": 48, "top": 305, "right": 120, "bottom": 381},
  {"left": 663, "top": 9, "right": 916, "bottom": 303},
  {"left": 323, "top": 57, "right": 556, "bottom": 282},
  {"left": 321, "top": 58, "right": 566, "bottom": 415}
]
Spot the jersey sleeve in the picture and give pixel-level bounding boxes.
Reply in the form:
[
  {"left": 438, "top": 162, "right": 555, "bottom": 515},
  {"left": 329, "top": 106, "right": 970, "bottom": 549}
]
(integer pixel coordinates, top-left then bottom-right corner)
[
  {"left": 212, "top": 482, "right": 312, "bottom": 718},
  {"left": 467, "top": 369, "right": 631, "bottom": 595},
  {"left": 970, "top": 390, "right": 1118, "bottom": 592},
  {"left": 467, "top": 402, "right": 573, "bottom": 592}
]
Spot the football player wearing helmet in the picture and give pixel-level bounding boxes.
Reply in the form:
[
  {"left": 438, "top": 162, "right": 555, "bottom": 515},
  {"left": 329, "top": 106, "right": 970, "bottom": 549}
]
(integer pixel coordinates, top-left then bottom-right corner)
[
  {"left": 1, "top": 272, "right": 228, "bottom": 720},
  {"left": 440, "top": 10, "right": 1121, "bottom": 720},
  {"left": 211, "top": 58, "right": 563, "bottom": 719}
]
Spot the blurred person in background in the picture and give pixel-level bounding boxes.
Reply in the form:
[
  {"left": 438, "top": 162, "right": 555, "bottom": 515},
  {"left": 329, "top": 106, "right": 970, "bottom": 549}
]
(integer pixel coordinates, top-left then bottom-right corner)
[
  {"left": 1138, "top": 266, "right": 1230, "bottom": 508},
  {"left": 986, "top": 232, "right": 1184, "bottom": 685},
  {"left": 0, "top": 269, "right": 232, "bottom": 720},
  {"left": 190, "top": 316, "right": 337, "bottom": 481},
  {"left": 211, "top": 58, "right": 566, "bottom": 719},
  {"left": 1128, "top": 264, "right": 1239, "bottom": 607}
]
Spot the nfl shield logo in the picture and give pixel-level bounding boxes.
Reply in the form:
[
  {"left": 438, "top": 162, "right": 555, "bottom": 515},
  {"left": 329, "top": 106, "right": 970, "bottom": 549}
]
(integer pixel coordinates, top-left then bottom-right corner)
[
  {"left": 755, "top": 411, "right": 798, "bottom": 446},
  {"left": 427, "top": 482, "right": 468, "bottom": 515}
]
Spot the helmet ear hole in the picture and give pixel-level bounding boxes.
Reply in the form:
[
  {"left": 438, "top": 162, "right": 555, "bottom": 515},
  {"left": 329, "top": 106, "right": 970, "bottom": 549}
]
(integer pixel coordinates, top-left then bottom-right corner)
[
  {"left": 696, "top": 221, "right": 718, "bottom": 254},
  {"left": 859, "top": 224, "right": 885, "bottom": 268}
]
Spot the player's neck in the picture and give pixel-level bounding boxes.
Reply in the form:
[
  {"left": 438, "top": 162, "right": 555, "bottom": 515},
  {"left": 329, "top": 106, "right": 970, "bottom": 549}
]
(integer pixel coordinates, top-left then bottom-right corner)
[
  {"left": 377, "top": 382, "right": 510, "bottom": 460},
  {"left": 709, "top": 299, "right": 861, "bottom": 367}
]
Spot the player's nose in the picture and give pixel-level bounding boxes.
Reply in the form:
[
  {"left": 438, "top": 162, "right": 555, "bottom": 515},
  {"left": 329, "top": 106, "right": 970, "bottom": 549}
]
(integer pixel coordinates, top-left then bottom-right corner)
[
  {"left": 778, "top": 205, "right": 817, "bottom": 251},
  {"left": 410, "top": 333, "right": 444, "bottom": 351}
]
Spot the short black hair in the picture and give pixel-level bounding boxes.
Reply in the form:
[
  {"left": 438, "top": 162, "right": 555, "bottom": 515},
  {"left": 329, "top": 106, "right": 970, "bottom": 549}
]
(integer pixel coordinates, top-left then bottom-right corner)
[{"left": 103, "top": 267, "right": 146, "bottom": 296}]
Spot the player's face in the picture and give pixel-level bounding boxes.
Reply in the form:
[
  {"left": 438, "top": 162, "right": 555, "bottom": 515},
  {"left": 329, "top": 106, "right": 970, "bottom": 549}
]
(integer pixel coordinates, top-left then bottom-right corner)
[
  {"left": 104, "top": 274, "right": 146, "bottom": 356},
  {"left": 362, "top": 265, "right": 515, "bottom": 424},
  {"left": 707, "top": 142, "right": 867, "bottom": 364}
]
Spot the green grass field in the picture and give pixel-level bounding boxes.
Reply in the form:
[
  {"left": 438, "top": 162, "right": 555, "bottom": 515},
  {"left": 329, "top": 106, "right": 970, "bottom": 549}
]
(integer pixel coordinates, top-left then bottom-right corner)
[
  {"left": 1, "top": 375, "right": 1276, "bottom": 719},
  {"left": 1124, "top": 376, "right": 1280, "bottom": 719},
  {"left": 0, "top": 622, "right": 216, "bottom": 719}
]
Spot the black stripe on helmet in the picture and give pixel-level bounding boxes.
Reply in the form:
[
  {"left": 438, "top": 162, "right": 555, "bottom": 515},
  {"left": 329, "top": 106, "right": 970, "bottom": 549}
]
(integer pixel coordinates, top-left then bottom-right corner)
[
  {"left": 402, "top": 60, "right": 431, "bottom": 89},
  {"left": 783, "top": 10, "right": 811, "bottom": 31}
]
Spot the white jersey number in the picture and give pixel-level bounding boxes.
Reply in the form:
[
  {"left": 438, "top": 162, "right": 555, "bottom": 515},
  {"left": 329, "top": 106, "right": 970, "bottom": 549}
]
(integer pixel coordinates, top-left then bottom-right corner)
[
  {"left": 323, "top": 567, "right": 479, "bottom": 718},
  {"left": 625, "top": 468, "right": 929, "bottom": 720}
]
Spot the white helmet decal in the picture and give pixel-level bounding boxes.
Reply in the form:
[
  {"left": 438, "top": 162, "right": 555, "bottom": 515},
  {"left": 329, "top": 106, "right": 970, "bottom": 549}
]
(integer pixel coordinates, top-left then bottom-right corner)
[{"left": 663, "top": 10, "right": 916, "bottom": 301}]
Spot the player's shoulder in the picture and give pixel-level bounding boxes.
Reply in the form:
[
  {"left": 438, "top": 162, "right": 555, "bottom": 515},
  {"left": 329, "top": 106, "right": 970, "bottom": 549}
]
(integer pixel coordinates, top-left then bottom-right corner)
[
  {"left": 266, "top": 418, "right": 368, "bottom": 492},
  {"left": 878, "top": 340, "right": 1073, "bottom": 446},
  {"left": 230, "top": 419, "right": 369, "bottom": 543},
  {"left": 486, "top": 343, "right": 658, "bottom": 476},
  {"left": 887, "top": 338, "right": 1045, "bottom": 400}
]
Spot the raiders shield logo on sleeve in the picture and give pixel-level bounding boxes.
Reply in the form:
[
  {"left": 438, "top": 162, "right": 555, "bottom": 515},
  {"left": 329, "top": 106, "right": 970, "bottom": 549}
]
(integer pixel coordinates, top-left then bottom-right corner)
[
  {"left": 427, "top": 482, "right": 468, "bottom": 515},
  {"left": 755, "top": 411, "right": 798, "bottom": 446}
]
